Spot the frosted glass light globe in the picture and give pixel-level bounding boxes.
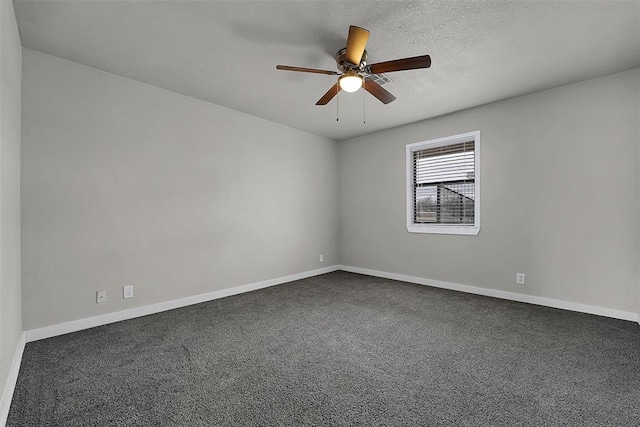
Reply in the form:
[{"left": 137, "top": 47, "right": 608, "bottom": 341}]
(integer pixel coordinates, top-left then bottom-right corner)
[{"left": 339, "top": 74, "right": 363, "bottom": 93}]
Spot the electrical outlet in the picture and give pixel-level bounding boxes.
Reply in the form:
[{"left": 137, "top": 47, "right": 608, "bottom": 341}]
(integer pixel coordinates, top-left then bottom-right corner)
[
  {"left": 123, "top": 285, "right": 134, "bottom": 299},
  {"left": 96, "top": 290, "right": 107, "bottom": 304},
  {"left": 319, "top": 254, "right": 324, "bottom": 263},
  {"left": 516, "top": 273, "right": 525, "bottom": 285}
]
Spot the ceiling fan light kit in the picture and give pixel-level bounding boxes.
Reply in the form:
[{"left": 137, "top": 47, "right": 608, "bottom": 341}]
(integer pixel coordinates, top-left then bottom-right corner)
[
  {"left": 276, "top": 25, "right": 431, "bottom": 108},
  {"left": 339, "top": 71, "right": 363, "bottom": 93}
]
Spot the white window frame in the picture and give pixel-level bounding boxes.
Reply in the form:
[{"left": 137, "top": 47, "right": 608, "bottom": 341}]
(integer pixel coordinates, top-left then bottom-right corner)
[{"left": 406, "top": 131, "right": 480, "bottom": 235}]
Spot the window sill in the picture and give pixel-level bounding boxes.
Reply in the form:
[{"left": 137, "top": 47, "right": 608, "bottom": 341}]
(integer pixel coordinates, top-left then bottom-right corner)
[{"left": 406, "top": 224, "right": 480, "bottom": 235}]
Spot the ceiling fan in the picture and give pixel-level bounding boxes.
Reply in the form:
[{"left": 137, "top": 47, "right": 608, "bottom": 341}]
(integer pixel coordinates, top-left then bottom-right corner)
[{"left": 276, "top": 25, "right": 431, "bottom": 106}]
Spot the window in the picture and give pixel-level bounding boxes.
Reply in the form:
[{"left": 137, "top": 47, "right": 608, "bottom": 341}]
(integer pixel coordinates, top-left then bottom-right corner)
[{"left": 406, "top": 131, "right": 480, "bottom": 235}]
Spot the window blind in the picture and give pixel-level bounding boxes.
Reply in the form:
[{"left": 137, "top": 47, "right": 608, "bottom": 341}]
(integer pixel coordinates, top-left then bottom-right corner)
[{"left": 413, "top": 141, "right": 475, "bottom": 225}]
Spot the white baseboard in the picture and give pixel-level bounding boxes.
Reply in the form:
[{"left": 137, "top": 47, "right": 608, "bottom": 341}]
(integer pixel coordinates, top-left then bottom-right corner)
[
  {"left": 338, "top": 265, "right": 639, "bottom": 322},
  {"left": 0, "top": 332, "right": 26, "bottom": 427},
  {"left": 25, "top": 265, "right": 340, "bottom": 343}
]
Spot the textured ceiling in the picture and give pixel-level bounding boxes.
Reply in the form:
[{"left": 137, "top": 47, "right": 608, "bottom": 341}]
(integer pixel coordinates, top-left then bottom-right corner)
[{"left": 13, "top": 0, "right": 640, "bottom": 140}]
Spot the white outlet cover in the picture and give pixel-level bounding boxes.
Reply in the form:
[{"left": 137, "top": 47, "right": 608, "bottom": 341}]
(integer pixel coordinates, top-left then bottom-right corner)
[
  {"left": 96, "top": 290, "right": 107, "bottom": 304},
  {"left": 123, "top": 285, "right": 134, "bottom": 299},
  {"left": 516, "top": 273, "right": 525, "bottom": 285},
  {"left": 319, "top": 254, "right": 324, "bottom": 262}
]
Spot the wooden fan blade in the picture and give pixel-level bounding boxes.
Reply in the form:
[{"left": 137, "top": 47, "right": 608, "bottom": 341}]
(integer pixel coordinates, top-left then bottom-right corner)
[
  {"left": 276, "top": 65, "right": 339, "bottom": 75},
  {"left": 316, "top": 83, "right": 341, "bottom": 105},
  {"left": 369, "top": 55, "right": 431, "bottom": 74},
  {"left": 345, "top": 25, "right": 370, "bottom": 65},
  {"left": 364, "top": 78, "right": 396, "bottom": 104}
]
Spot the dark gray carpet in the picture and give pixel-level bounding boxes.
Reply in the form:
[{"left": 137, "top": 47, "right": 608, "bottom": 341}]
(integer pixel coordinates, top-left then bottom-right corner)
[{"left": 8, "top": 271, "right": 640, "bottom": 426}]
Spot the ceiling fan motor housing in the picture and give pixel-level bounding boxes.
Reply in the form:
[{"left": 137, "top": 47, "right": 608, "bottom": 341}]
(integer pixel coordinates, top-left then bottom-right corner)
[{"left": 336, "top": 47, "right": 368, "bottom": 73}]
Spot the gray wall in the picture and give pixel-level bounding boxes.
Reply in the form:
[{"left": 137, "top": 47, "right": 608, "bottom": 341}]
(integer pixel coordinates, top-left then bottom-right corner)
[
  {"left": 17, "top": 47, "right": 640, "bottom": 331},
  {"left": 339, "top": 68, "right": 640, "bottom": 314},
  {"left": 21, "top": 49, "right": 338, "bottom": 330},
  {"left": 0, "top": 0, "right": 22, "bottom": 397}
]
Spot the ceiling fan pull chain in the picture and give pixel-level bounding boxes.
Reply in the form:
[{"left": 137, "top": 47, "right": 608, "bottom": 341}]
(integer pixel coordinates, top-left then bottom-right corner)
[
  {"left": 336, "top": 85, "right": 340, "bottom": 122},
  {"left": 362, "top": 86, "right": 366, "bottom": 124}
]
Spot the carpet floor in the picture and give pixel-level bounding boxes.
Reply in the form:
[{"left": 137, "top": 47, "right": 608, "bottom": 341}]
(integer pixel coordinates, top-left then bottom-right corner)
[{"left": 7, "top": 271, "right": 640, "bottom": 426}]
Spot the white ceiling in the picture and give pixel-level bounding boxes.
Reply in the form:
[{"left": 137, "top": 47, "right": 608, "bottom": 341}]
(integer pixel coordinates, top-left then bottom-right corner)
[{"left": 13, "top": 0, "right": 640, "bottom": 141}]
